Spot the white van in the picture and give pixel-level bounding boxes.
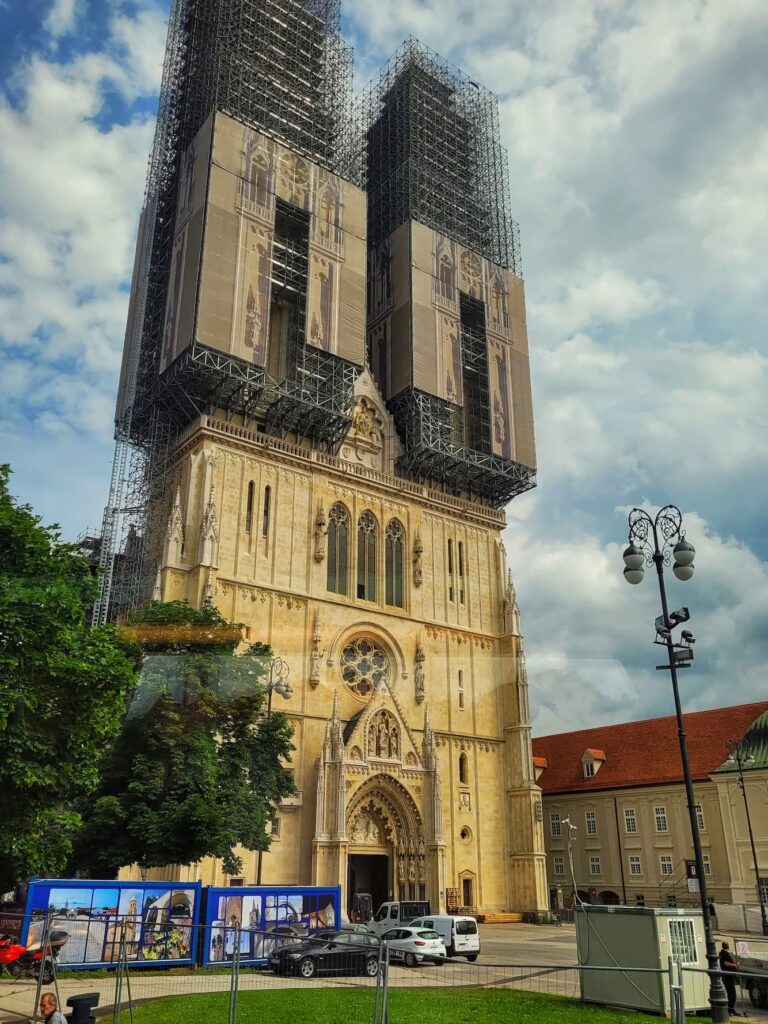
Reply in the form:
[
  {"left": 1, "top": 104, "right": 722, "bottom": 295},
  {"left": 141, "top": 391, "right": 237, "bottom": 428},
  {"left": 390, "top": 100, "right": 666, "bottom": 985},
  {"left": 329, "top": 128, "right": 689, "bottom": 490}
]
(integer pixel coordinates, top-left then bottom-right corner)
[
  {"left": 409, "top": 915, "right": 480, "bottom": 960},
  {"left": 367, "top": 901, "right": 430, "bottom": 937}
]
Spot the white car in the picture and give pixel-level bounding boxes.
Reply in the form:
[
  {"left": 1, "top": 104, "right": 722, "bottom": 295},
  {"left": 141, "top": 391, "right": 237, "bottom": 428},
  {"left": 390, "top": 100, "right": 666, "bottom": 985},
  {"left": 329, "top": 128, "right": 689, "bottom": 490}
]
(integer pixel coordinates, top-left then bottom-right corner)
[{"left": 380, "top": 926, "right": 446, "bottom": 967}]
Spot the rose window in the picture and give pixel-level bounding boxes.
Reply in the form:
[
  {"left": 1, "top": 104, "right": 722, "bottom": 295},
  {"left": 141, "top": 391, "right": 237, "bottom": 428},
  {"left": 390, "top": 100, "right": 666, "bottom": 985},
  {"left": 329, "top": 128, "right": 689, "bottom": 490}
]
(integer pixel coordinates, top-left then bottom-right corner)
[{"left": 341, "top": 638, "right": 390, "bottom": 698}]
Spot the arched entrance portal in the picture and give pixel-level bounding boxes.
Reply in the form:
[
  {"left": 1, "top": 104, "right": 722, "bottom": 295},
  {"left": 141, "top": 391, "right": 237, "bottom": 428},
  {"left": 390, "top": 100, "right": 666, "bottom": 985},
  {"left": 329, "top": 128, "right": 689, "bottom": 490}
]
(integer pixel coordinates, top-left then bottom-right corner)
[{"left": 346, "top": 774, "right": 425, "bottom": 918}]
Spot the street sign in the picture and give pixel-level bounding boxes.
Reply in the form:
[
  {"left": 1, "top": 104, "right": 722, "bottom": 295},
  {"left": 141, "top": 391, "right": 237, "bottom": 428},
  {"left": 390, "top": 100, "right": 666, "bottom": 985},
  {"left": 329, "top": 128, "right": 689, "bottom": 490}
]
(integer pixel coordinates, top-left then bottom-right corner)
[{"left": 685, "top": 859, "right": 701, "bottom": 894}]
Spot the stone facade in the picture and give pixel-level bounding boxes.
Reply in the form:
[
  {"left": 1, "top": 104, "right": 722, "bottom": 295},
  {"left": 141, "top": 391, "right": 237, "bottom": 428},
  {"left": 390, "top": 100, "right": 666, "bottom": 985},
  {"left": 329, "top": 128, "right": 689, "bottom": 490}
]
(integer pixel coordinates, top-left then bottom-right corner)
[{"left": 146, "top": 370, "right": 547, "bottom": 914}]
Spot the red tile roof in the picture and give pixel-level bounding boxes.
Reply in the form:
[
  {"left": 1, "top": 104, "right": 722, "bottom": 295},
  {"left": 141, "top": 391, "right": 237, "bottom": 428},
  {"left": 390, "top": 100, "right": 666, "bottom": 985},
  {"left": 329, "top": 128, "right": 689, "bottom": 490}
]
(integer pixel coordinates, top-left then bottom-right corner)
[
  {"left": 533, "top": 756, "right": 548, "bottom": 769},
  {"left": 532, "top": 701, "right": 768, "bottom": 794},
  {"left": 584, "top": 748, "right": 606, "bottom": 760}
]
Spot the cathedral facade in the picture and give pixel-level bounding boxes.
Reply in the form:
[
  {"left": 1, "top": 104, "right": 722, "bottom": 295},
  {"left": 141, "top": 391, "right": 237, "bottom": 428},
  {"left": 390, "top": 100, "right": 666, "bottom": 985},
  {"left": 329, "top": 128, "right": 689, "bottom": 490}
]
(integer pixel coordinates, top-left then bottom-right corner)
[{"left": 107, "top": 6, "right": 547, "bottom": 914}]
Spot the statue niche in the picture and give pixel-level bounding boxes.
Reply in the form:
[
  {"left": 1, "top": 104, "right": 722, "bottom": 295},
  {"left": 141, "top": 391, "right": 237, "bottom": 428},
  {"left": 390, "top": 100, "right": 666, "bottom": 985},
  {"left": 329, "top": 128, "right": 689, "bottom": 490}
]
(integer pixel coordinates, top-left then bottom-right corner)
[{"left": 367, "top": 710, "right": 400, "bottom": 760}]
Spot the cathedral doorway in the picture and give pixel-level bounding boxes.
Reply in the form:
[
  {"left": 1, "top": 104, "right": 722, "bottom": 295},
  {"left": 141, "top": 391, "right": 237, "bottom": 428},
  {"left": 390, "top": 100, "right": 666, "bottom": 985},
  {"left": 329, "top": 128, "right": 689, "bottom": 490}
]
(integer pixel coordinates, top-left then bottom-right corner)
[{"left": 348, "top": 854, "right": 389, "bottom": 918}]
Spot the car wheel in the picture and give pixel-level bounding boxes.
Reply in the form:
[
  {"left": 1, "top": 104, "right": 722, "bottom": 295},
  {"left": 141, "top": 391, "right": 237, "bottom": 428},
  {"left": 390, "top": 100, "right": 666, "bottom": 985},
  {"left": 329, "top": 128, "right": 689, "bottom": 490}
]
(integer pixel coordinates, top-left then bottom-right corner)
[
  {"left": 365, "top": 957, "right": 379, "bottom": 977},
  {"left": 299, "top": 957, "right": 316, "bottom": 979},
  {"left": 404, "top": 951, "right": 417, "bottom": 968}
]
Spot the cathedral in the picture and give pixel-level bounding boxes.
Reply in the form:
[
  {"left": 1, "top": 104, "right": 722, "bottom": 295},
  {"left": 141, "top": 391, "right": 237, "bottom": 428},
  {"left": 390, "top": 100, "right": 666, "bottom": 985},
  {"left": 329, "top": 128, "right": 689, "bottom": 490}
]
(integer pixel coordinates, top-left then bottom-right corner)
[{"left": 106, "top": 0, "right": 547, "bottom": 914}]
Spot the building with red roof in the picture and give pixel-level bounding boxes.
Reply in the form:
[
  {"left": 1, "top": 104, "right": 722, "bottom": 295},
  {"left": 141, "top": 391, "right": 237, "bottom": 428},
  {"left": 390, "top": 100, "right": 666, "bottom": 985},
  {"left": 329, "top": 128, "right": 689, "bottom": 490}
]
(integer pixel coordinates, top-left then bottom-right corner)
[{"left": 532, "top": 701, "right": 768, "bottom": 915}]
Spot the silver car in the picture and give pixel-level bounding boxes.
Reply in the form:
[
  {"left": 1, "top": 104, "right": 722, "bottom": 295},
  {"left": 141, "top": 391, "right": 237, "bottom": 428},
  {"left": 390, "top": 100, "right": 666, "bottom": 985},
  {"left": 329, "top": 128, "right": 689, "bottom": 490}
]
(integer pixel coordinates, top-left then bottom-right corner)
[{"left": 380, "top": 926, "right": 446, "bottom": 967}]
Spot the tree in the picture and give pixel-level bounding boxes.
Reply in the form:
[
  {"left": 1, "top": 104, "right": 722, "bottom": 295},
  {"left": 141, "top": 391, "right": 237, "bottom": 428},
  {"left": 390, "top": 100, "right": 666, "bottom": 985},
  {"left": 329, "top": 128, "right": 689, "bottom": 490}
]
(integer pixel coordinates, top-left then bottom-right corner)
[
  {"left": 73, "top": 601, "right": 295, "bottom": 878},
  {"left": 0, "top": 465, "right": 135, "bottom": 891}
]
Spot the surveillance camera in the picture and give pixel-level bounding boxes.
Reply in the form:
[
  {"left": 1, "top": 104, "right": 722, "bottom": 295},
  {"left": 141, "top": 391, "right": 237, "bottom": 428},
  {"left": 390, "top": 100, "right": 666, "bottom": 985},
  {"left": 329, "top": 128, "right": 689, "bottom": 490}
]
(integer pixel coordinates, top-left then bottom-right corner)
[{"left": 681, "top": 630, "right": 695, "bottom": 644}]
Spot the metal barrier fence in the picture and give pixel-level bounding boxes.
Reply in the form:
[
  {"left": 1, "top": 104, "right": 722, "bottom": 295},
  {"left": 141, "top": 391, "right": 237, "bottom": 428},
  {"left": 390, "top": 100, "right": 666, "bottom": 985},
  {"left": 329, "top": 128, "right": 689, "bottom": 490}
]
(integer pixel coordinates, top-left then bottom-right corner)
[{"left": 2, "top": 916, "right": 767, "bottom": 1023}]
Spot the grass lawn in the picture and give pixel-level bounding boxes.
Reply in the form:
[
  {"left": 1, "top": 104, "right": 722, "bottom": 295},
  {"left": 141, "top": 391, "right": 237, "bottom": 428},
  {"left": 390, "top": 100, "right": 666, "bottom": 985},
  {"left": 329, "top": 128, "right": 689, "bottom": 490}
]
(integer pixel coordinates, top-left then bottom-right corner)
[{"left": 128, "top": 986, "right": 711, "bottom": 1023}]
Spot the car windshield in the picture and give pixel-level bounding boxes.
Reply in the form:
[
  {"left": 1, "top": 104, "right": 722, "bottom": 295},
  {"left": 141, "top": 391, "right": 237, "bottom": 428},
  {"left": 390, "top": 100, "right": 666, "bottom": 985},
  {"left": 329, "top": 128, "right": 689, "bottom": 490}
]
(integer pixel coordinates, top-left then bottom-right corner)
[{"left": 417, "top": 930, "right": 440, "bottom": 939}]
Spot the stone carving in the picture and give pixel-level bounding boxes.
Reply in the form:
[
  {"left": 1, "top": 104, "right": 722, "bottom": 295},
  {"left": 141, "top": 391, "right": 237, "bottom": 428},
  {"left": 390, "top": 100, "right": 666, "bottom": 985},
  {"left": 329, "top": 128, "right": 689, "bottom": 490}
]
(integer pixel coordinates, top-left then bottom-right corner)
[
  {"left": 414, "top": 638, "right": 425, "bottom": 704},
  {"left": 314, "top": 503, "right": 327, "bottom": 563},
  {"left": 309, "top": 611, "right": 324, "bottom": 689},
  {"left": 459, "top": 791, "right": 471, "bottom": 812},
  {"left": 413, "top": 532, "right": 423, "bottom": 588},
  {"left": 350, "top": 810, "right": 382, "bottom": 845},
  {"left": 368, "top": 710, "right": 400, "bottom": 760}
]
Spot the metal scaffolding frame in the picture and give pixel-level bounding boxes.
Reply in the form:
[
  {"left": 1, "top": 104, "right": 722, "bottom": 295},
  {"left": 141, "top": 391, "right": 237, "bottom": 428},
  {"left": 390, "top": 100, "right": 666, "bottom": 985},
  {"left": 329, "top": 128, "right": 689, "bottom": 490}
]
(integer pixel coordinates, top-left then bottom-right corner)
[
  {"left": 345, "top": 36, "right": 521, "bottom": 274},
  {"left": 95, "top": 0, "right": 355, "bottom": 622}
]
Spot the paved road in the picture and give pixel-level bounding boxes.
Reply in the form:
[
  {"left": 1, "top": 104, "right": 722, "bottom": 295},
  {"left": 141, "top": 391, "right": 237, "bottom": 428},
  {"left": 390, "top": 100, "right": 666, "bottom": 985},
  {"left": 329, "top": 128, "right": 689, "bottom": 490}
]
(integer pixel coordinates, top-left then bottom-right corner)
[{"left": 1, "top": 923, "right": 765, "bottom": 1021}]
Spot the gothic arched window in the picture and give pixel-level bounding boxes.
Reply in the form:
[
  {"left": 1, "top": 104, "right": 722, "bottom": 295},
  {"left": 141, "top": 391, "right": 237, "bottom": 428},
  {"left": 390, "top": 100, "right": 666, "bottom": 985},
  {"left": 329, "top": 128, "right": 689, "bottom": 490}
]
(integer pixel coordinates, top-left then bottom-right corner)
[
  {"left": 327, "top": 502, "right": 350, "bottom": 595},
  {"left": 385, "top": 519, "right": 405, "bottom": 608},
  {"left": 459, "top": 752, "right": 469, "bottom": 785},
  {"left": 357, "top": 511, "right": 378, "bottom": 601}
]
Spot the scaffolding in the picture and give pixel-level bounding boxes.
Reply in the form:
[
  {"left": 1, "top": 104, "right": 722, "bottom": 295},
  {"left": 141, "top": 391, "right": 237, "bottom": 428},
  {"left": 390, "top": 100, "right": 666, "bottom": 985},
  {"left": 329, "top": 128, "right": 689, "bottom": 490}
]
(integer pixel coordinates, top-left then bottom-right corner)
[
  {"left": 345, "top": 36, "right": 521, "bottom": 274},
  {"left": 94, "top": 0, "right": 355, "bottom": 622}
]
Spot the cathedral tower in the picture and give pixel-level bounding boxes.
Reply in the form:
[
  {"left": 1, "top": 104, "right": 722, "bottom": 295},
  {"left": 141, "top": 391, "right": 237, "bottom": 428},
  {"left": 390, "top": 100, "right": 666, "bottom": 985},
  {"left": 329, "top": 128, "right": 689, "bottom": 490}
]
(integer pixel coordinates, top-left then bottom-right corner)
[{"left": 101, "top": 1, "right": 546, "bottom": 913}]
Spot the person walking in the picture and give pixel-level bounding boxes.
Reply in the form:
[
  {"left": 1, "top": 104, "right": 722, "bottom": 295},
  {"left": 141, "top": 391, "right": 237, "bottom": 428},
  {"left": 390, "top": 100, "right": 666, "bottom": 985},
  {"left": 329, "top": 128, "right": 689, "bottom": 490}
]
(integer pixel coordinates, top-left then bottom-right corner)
[
  {"left": 719, "top": 941, "right": 742, "bottom": 1016},
  {"left": 39, "top": 994, "right": 66, "bottom": 1024}
]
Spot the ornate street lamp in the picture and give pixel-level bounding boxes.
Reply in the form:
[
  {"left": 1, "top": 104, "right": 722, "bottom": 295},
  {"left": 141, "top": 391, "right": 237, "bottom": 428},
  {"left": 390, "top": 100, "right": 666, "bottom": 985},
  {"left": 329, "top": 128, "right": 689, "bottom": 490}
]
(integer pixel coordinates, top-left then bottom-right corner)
[
  {"left": 725, "top": 738, "right": 768, "bottom": 936},
  {"left": 623, "top": 505, "right": 728, "bottom": 1023},
  {"left": 256, "top": 657, "right": 292, "bottom": 885}
]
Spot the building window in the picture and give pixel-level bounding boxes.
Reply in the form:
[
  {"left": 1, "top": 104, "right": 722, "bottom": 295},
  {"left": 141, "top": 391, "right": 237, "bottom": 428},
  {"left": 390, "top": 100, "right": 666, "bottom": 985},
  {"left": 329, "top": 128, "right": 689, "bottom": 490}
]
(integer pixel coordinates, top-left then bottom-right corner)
[
  {"left": 553, "top": 856, "right": 565, "bottom": 876},
  {"left": 459, "top": 752, "right": 468, "bottom": 785},
  {"left": 660, "top": 855, "right": 674, "bottom": 876},
  {"left": 669, "top": 919, "right": 697, "bottom": 964},
  {"left": 385, "top": 519, "right": 405, "bottom": 608},
  {"left": 760, "top": 877, "right": 768, "bottom": 904},
  {"left": 624, "top": 808, "right": 637, "bottom": 834},
  {"left": 341, "top": 637, "right": 389, "bottom": 698},
  {"left": 635, "top": 894, "right": 645, "bottom": 907},
  {"left": 327, "top": 503, "right": 350, "bottom": 595},
  {"left": 447, "top": 539, "right": 455, "bottom": 602},
  {"left": 666, "top": 893, "right": 678, "bottom": 908},
  {"left": 270, "top": 818, "right": 281, "bottom": 837},
  {"left": 654, "top": 806, "right": 668, "bottom": 833},
  {"left": 229, "top": 877, "right": 245, "bottom": 887},
  {"left": 629, "top": 855, "right": 642, "bottom": 876},
  {"left": 589, "top": 856, "right": 601, "bottom": 877},
  {"left": 584, "top": 761, "right": 595, "bottom": 778},
  {"left": 703, "top": 855, "right": 711, "bottom": 876},
  {"left": 357, "top": 511, "right": 378, "bottom": 601},
  {"left": 550, "top": 812, "right": 561, "bottom": 838},
  {"left": 462, "top": 877, "right": 474, "bottom": 908},
  {"left": 695, "top": 803, "right": 705, "bottom": 831},
  {"left": 585, "top": 811, "right": 597, "bottom": 835},
  {"left": 262, "top": 485, "right": 271, "bottom": 538},
  {"left": 458, "top": 541, "right": 465, "bottom": 604},
  {"left": 245, "top": 481, "right": 255, "bottom": 533},
  {"left": 458, "top": 670, "right": 465, "bottom": 710}
]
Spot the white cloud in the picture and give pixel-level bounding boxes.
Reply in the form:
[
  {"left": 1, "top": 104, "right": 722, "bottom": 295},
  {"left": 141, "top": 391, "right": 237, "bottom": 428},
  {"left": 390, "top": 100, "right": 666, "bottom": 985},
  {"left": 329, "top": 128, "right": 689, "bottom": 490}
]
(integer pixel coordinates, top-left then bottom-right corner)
[
  {"left": 531, "top": 268, "right": 667, "bottom": 332},
  {"left": 43, "top": 0, "right": 81, "bottom": 39}
]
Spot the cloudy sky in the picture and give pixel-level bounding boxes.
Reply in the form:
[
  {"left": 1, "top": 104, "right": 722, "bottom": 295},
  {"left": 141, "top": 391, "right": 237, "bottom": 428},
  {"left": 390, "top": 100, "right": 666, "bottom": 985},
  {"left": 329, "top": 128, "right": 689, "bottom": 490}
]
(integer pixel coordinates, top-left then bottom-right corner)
[{"left": 1, "top": 0, "right": 766, "bottom": 736}]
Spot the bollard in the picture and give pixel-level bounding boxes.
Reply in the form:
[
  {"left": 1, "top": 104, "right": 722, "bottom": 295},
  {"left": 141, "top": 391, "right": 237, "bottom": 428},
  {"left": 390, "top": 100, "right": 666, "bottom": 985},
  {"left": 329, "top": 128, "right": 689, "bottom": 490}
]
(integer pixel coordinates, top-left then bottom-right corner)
[{"left": 66, "top": 992, "right": 100, "bottom": 1024}]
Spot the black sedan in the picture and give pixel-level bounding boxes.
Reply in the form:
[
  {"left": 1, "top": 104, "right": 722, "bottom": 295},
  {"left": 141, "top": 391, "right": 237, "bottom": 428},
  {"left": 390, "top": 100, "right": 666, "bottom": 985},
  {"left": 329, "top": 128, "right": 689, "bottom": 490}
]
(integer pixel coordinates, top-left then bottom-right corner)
[{"left": 268, "top": 930, "right": 380, "bottom": 979}]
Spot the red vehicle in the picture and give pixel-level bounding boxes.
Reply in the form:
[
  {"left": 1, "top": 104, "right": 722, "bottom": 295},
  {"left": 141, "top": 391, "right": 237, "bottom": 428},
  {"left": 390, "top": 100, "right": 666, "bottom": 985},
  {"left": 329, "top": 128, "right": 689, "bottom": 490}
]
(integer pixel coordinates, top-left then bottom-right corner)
[{"left": 0, "top": 930, "right": 69, "bottom": 983}]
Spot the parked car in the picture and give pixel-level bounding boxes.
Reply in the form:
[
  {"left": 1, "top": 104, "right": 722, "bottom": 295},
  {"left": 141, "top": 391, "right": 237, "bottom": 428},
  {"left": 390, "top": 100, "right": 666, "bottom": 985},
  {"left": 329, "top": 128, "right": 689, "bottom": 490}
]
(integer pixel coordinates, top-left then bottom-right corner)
[
  {"left": 268, "top": 930, "right": 380, "bottom": 979},
  {"left": 408, "top": 915, "right": 480, "bottom": 961},
  {"left": 380, "top": 927, "right": 446, "bottom": 967}
]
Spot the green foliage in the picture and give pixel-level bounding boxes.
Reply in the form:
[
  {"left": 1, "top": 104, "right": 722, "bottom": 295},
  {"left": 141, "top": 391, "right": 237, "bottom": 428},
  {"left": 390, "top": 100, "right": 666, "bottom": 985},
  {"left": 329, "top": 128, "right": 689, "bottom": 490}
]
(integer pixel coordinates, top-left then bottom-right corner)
[
  {"left": 0, "top": 465, "right": 135, "bottom": 891},
  {"left": 74, "top": 601, "right": 295, "bottom": 878}
]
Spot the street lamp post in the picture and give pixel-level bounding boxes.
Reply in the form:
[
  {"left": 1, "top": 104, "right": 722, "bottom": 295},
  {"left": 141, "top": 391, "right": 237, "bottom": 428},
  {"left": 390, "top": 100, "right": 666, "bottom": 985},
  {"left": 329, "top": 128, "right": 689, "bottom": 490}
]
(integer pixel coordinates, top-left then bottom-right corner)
[
  {"left": 256, "top": 656, "right": 292, "bottom": 886},
  {"left": 725, "top": 738, "right": 768, "bottom": 936},
  {"left": 623, "top": 505, "right": 729, "bottom": 1023}
]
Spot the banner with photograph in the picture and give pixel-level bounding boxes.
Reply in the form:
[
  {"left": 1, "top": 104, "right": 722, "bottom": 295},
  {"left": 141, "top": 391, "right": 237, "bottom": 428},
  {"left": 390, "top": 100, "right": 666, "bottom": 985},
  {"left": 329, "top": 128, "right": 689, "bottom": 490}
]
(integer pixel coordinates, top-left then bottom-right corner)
[
  {"left": 202, "top": 885, "right": 340, "bottom": 966},
  {"left": 22, "top": 879, "right": 201, "bottom": 969}
]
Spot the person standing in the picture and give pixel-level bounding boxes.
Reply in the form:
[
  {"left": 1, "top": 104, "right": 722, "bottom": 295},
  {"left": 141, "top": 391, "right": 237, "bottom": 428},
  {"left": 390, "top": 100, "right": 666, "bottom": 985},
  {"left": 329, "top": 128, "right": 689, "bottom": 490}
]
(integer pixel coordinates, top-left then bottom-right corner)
[
  {"left": 39, "top": 994, "right": 66, "bottom": 1024},
  {"left": 719, "top": 941, "right": 742, "bottom": 1016}
]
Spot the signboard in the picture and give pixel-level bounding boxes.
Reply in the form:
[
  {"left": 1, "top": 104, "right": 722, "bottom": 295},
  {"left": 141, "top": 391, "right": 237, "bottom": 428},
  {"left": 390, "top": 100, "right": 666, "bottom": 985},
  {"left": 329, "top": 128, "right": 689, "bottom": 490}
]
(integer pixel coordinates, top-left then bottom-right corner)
[
  {"left": 202, "top": 885, "right": 340, "bottom": 966},
  {"left": 22, "top": 879, "right": 201, "bottom": 969},
  {"left": 685, "top": 860, "right": 701, "bottom": 894}
]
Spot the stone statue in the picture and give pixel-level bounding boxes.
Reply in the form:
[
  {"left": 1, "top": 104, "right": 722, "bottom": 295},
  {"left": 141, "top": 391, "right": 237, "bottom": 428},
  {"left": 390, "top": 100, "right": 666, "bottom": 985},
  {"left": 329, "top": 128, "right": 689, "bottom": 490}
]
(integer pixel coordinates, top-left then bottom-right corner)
[
  {"left": 314, "top": 503, "right": 327, "bottom": 562},
  {"left": 413, "top": 533, "right": 423, "bottom": 588},
  {"left": 377, "top": 717, "right": 388, "bottom": 757},
  {"left": 414, "top": 640, "right": 425, "bottom": 704},
  {"left": 389, "top": 725, "right": 399, "bottom": 759}
]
